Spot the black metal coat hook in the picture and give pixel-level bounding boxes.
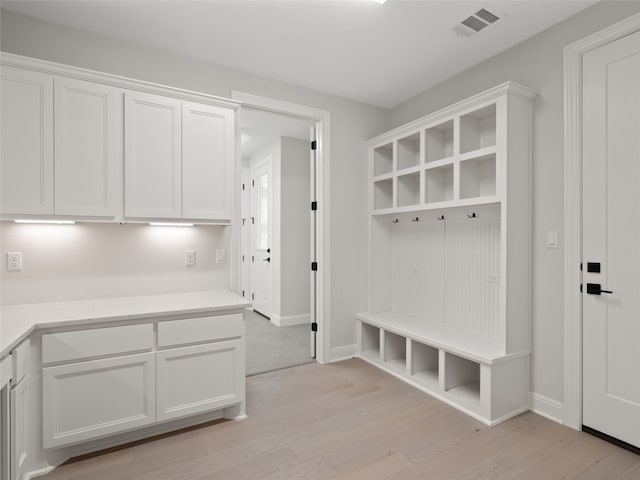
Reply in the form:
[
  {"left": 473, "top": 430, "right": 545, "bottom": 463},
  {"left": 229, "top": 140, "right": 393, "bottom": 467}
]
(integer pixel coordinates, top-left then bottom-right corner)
[
  {"left": 437, "top": 215, "right": 445, "bottom": 221},
  {"left": 411, "top": 217, "right": 420, "bottom": 222},
  {"left": 468, "top": 212, "right": 477, "bottom": 219},
  {"left": 392, "top": 218, "right": 399, "bottom": 224}
]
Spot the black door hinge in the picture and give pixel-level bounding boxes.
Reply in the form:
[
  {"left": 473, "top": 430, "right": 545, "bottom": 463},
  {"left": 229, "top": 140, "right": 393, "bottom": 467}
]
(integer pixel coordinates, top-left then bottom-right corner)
[
  {"left": 242, "top": 255, "right": 245, "bottom": 262},
  {"left": 311, "top": 140, "right": 317, "bottom": 151},
  {"left": 252, "top": 293, "right": 255, "bottom": 300},
  {"left": 242, "top": 183, "right": 245, "bottom": 191},
  {"left": 311, "top": 322, "right": 318, "bottom": 332},
  {"left": 580, "top": 262, "right": 583, "bottom": 271},
  {"left": 242, "top": 290, "right": 245, "bottom": 297},
  {"left": 252, "top": 255, "right": 255, "bottom": 262},
  {"left": 580, "top": 284, "right": 583, "bottom": 292},
  {"left": 311, "top": 262, "right": 318, "bottom": 271},
  {"left": 311, "top": 201, "right": 317, "bottom": 211},
  {"left": 252, "top": 180, "right": 255, "bottom": 187}
]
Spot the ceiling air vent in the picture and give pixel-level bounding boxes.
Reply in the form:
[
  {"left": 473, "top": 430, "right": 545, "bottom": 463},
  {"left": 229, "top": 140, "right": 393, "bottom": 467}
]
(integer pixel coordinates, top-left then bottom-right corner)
[{"left": 453, "top": 8, "right": 502, "bottom": 38}]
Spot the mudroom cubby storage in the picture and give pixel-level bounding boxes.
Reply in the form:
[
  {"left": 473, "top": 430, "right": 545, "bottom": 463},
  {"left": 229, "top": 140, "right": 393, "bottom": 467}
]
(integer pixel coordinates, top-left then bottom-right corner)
[{"left": 359, "top": 82, "right": 536, "bottom": 425}]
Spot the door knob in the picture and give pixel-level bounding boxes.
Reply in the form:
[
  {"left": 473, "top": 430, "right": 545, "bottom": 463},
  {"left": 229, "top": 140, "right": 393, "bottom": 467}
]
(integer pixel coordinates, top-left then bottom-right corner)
[{"left": 586, "top": 283, "right": 613, "bottom": 295}]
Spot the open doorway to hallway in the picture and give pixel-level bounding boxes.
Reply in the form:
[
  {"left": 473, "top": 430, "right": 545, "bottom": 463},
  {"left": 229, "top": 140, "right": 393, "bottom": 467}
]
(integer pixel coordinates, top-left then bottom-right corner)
[{"left": 239, "top": 108, "right": 316, "bottom": 375}]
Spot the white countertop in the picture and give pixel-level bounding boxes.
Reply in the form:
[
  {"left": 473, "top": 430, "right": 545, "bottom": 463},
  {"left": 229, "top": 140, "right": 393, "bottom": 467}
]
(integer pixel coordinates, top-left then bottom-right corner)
[{"left": 0, "top": 290, "right": 251, "bottom": 358}]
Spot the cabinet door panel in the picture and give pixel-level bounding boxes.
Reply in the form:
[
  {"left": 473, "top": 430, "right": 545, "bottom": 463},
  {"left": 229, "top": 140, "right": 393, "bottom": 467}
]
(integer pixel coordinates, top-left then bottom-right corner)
[
  {"left": 124, "top": 91, "right": 181, "bottom": 219},
  {"left": 182, "top": 102, "right": 234, "bottom": 220},
  {"left": 42, "top": 352, "right": 155, "bottom": 448},
  {"left": 0, "top": 66, "right": 53, "bottom": 215},
  {"left": 10, "top": 376, "right": 28, "bottom": 480},
  {"left": 156, "top": 340, "right": 242, "bottom": 421},
  {"left": 55, "top": 77, "right": 122, "bottom": 217}
]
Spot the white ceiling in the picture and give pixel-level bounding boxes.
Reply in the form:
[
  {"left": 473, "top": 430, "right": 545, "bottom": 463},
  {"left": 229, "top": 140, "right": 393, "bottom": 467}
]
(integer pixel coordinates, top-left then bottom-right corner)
[
  {"left": 2, "top": 0, "right": 596, "bottom": 108},
  {"left": 240, "top": 108, "right": 312, "bottom": 158}
]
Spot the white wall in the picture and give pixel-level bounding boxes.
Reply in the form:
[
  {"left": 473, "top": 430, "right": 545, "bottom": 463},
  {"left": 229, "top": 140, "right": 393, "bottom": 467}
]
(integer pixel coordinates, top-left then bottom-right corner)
[
  {"left": 390, "top": 1, "right": 640, "bottom": 407},
  {"left": 0, "top": 10, "right": 390, "bottom": 352},
  {"left": 0, "top": 222, "right": 230, "bottom": 305},
  {"left": 280, "top": 137, "right": 311, "bottom": 319}
]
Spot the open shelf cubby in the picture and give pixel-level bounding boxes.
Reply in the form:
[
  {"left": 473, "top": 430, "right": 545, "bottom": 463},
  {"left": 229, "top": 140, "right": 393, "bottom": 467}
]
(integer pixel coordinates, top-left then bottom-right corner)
[
  {"left": 411, "top": 341, "right": 439, "bottom": 389},
  {"left": 397, "top": 133, "right": 420, "bottom": 171},
  {"left": 444, "top": 352, "right": 481, "bottom": 407},
  {"left": 425, "top": 120, "right": 454, "bottom": 163},
  {"left": 425, "top": 164, "right": 453, "bottom": 204},
  {"left": 361, "top": 323, "right": 381, "bottom": 360},
  {"left": 384, "top": 331, "right": 407, "bottom": 372},
  {"left": 460, "top": 104, "right": 496, "bottom": 154},
  {"left": 397, "top": 172, "right": 421, "bottom": 207},
  {"left": 373, "top": 178, "right": 393, "bottom": 210},
  {"left": 374, "top": 143, "right": 393, "bottom": 176},
  {"left": 460, "top": 154, "right": 496, "bottom": 199}
]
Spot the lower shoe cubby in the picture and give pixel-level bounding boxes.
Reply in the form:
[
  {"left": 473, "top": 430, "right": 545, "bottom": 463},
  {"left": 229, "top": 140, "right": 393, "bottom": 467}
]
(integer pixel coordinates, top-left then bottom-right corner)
[
  {"left": 361, "top": 323, "right": 381, "bottom": 361},
  {"left": 443, "top": 352, "right": 481, "bottom": 411},
  {"left": 409, "top": 340, "right": 439, "bottom": 389},
  {"left": 383, "top": 331, "right": 407, "bottom": 372}
]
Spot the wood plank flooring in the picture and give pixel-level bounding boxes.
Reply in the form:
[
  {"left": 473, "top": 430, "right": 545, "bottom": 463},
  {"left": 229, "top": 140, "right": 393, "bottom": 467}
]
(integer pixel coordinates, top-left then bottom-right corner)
[{"left": 41, "top": 359, "right": 640, "bottom": 480}]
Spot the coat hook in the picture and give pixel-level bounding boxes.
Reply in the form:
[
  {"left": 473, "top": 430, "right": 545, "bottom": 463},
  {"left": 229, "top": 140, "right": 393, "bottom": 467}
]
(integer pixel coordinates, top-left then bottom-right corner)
[
  {"left": 392, "top": 218, "right": 399, "bottom": 224},
  {"left": 411, "top": 217, "right": 420, "bottom": 222},
  {"left": 437, "top": 215, "right": 445, "bottom": 221},
  {"left": 468, "top": 212, "right": 477, "bottom": 219}
]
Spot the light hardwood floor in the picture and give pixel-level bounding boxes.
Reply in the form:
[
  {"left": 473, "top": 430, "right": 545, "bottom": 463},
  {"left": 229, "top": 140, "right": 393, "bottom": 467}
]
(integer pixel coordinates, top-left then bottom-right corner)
[{"left": 42, "top": 359, "right": 640, "bottom": 480}]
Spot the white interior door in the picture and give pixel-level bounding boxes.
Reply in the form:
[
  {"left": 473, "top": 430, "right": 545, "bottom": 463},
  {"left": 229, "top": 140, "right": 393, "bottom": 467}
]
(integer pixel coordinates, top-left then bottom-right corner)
[
  {"left": 251, "top": 159, "right": 273, "bottom": 318},
  {"left": 582, "top": 30, "right": 640, "bottom": 449},
  {"left": 310, "top": 126, "right": 318, "bottom": 358}
]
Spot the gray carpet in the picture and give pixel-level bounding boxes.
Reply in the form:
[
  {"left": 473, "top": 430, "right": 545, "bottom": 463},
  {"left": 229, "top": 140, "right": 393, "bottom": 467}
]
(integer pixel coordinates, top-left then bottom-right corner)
[{"left": 245, "top": 309, "right": 314, "bottom": 375}]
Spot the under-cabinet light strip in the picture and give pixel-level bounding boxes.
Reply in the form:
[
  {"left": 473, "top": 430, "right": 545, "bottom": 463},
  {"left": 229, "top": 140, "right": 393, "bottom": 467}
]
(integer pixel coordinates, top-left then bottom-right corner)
[
  {"left": 148, "top": 222, "right": 194, "bottom": 227},
  {"left": 14, "top": 219, "right": 76, "bottom": 225}
]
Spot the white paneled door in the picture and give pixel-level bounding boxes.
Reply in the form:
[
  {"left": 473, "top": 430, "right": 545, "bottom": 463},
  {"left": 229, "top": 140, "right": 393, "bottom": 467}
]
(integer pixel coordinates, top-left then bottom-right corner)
[
  {"left": 582, "top": 30, "right": 640, "bottom": 449},
  {"left": 251, "top": 158, "right": 273, "bottom": 318}
]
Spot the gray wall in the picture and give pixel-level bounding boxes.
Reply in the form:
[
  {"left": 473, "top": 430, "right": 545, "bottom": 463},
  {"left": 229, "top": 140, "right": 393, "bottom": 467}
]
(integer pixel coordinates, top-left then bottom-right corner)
[
  {"left": 0, "top": 9, "right": 390, "bottom": 353},
  {"left": 390, "top": 1, "right": 640, "bottom": 405}
]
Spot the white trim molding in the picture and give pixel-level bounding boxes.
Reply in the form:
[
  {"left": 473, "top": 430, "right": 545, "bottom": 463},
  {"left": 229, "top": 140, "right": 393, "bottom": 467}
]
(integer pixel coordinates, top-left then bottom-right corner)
[
  {"left": 529, "top": 392, "right": 564, "bottom": 425},
  {"left": 563, "top": 12, "right": 640, "bottom": 430},
  {"left": 330, "top": 344, "right": 357, "bottom": 363},
  {"left": 231, "top": 91, "right": 331, "bottom": 365},
  {"left": 271, "top": 313, "right": 310, "bottom": 328}
]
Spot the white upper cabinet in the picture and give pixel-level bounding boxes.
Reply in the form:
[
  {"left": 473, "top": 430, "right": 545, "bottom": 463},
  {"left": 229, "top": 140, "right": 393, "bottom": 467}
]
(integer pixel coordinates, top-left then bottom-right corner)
[
  {"left": 182, "top": 101, "right": 234, "bottom": 221},
  {"left": 124, "top": 91, "right": 182, "bottom": 219},
  {"left": 55, "top": 77, "right": 122, "bottom": 217},
  {"left": 0, "top": 66, "right": 54, "bottom": 215}
]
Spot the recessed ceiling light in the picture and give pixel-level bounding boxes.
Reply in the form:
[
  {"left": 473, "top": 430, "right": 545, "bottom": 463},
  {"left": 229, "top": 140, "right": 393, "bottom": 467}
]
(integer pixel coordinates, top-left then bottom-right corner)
[{"left": 373, "top": 0, "right": 388, "bottom": 4}]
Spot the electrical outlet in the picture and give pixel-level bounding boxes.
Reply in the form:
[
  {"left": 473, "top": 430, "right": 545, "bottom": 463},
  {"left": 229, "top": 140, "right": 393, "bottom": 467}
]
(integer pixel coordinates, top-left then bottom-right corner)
[
  {"left": 7, "top": 252, "right": 22, "bottom": 272},
  {"left": 216, "top": 250, "right": 226, "bottom": 264},
  {"left": 185, "top": 250, "right": 196, "bottom": 267}
]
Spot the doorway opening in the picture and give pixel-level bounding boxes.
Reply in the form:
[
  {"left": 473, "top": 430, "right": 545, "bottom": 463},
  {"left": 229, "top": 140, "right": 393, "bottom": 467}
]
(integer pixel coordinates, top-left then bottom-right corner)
[{"left": 239, "top": 106, "right": 316, "bottom": 376}]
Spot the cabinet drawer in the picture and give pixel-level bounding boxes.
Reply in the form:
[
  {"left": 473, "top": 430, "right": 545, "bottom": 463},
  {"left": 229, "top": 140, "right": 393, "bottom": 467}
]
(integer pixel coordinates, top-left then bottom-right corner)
[
  {"left": 11, "top": 339, "right": 30, "bottom": 385},
  {"left": 158, "top": 314, "right": 242, "bottom": 348},
  {"left": 42, "top": 323, "right": 153, "bottom": 364}
]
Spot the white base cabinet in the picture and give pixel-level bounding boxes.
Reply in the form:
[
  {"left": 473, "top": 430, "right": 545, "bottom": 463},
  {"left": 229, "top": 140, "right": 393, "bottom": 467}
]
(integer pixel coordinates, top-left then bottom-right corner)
[
  {"left": 9, "top": 377, "right": 28, "bottom": 480},
  {"left": 156, "top": 340, "right": 242, "bottom": 422},
  {"left": 42, "top": 352, "right": 156, "bottom": 449}
]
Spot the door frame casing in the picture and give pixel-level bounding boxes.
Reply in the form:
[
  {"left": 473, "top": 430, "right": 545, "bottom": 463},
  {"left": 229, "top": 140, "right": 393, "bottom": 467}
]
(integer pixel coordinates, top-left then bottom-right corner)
[
  {"left": 231, "top": 91, "right": 331, "bottom": 364},
  {"left": 563, "top": 12, "right": 640, "bottom": 430}
]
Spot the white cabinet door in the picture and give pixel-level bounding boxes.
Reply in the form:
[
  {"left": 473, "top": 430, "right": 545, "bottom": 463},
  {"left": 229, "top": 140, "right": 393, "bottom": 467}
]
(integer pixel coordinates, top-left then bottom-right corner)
[
  {"left": 0, "top": 66, "right": 54, "bottom": 216},
  {"left": 54, "top": 77, "right": 122, "bottom": 217},
  {"left": 10, "top": 376, "right": 28, "bottom": 480},
  {"left": 42, "top": 352, "right": 155, "bottom": 448},
  {"left": 156, "top": 340, "right": 242, "bottom": 422},
  {"left": 124, "top": 91, "right": 181, "bottom": 219},
  {"left": 182, "top": 101, "right": 234, "bottom": 220}
]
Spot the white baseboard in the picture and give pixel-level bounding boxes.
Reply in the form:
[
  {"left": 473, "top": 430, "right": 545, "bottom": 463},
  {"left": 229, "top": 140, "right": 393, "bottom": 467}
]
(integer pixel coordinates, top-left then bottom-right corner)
[
  {"left": 271, "top": 313, "right": 310, "bottom": 327},
  {"left": 330, "top": 344, "right": 357, "bottom": 362},
  {"left": 529, "top": 392, "right": 564, "bottom": 424}
]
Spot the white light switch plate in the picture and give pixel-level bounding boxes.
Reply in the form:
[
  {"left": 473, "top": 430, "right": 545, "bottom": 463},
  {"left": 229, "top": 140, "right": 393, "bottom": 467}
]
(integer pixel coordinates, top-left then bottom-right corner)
[
  {"left": 216, "top": 250, "right": 226, "bottom": 264},
  {"left": 546, "top": 231, "right": 559, "bottom": 249}
]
